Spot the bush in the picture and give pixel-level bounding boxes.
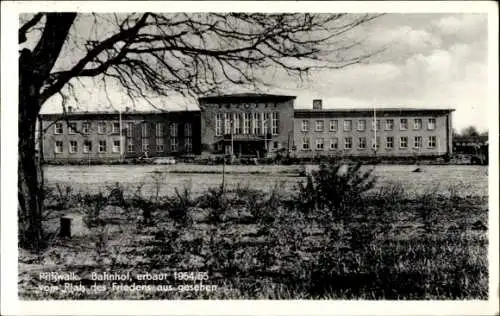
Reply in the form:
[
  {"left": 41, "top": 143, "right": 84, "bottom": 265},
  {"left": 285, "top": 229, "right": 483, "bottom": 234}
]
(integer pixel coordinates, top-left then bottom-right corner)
[
  {"left": 164, "top": 186, "right": 195, "bottom": 226},
  {"left": 294, "top": 160, "right": 376, "bottom": 218}
]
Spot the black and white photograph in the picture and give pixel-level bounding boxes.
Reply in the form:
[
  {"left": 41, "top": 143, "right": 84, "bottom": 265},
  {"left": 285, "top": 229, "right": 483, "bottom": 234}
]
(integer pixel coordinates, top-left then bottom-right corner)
[{"left": 1, "top": 1, "right": 498, "bottom": 315}]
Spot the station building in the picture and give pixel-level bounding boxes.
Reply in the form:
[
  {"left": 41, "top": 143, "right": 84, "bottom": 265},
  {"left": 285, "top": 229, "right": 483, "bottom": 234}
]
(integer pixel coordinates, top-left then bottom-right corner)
[
  {"left": 39, "top": 93, "right": 455, "bottom": 163},
  {"left": 293, "top": 99, "right": 454, "bottom": 159},
  {"left": 39, "top": 108, "right": 200, "bottom": 163},
  {"left": 198, "top": 93, "right": 295, "bottom": 157}
]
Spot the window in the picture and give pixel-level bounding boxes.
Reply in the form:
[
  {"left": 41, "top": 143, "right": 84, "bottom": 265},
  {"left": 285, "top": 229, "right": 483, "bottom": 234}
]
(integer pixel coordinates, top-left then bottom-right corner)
[
  {"left": 253, "top": 112, "right": 261, "bottom": 135},
  {"left": 170, "top": 122, "right": 178, "bottom": 137},
  {"left": 272, "top": 112, "right": 279, "bottom": 135},
  {"left": 112, "top": 140, "right": 121, "bottom": 153},
  {"left": 329, "top": 120, "right": 338, "bottom": 131},
  {"left": 243, "top": 113, "right": 250, "bottom": 135},
  {"left": 155, "top": 123, "right": 163, "bottom": 137},
  {"left": 358, "top": 137, "right": 366, "bottom": 149},
  {"left": 372, "top": 119, "right": 380, "bottom": 131},
  {"left": 302, "top": 137, "right": 310, "bottom": 150},
  {"left": 234, "top": 113, "right": 242, "bottom": 135},
  {"left": 400, "top": 119, "right": 408, "bottom": 130},
  {"left": 98, "top": 122, "right": 107, "bottom": 134},
  {"left": 185, "top": 123, "right": 192, "bottom": 152},
  {"left": 54, "top": 122, "right": 63, "bottom": 134},
  {"left": 127, "top": 140, "right": 134, "bottom": 153},
  {"left": 357, "top": 120, "right": 366, "bottom": 131},
  {"left": 185, "top": 122, "right": 192, "bottom": 137},
  {"left": 414, "top": 136, "right": 422, "bottom": 148},
  {"left": 428, "top": 118, "right": 436, "bottom": 130},
  {"left": 126, "top": 122, "right": 134, "bottom": 137},
  {"left": 343, "top": 120, "right": 352, "bottom": 131},
  {"left": 170, "top": 137, "right": 178, "bottom": 152},
  {"left": 372, "top": 137, "right": 380, "bottom": 149},
  {"left": 344, "top": 137, "right": 352, "bottom": 149},
  {"left": 385, "top": 119, "right": 394, "bottom": 131},
  {"left": 386, "top": 136, "right": 394, "bottom": 149},
  {"left": 273, "top": 141, "right": 279, "bottom": 149},
  {"left": 315, "top": 120, "right": 324, "bottom": 132},
  {"left": 428, "top": 136, "right": 436, "bottom": 148},
  {"left": 400, "top": 137, "right": 408, "bottom": 149},
  {"left": 54, "top": 140, "right": 63, "bottom": 153},
  {"left": 330, "top": 138, "right": 338, "bottom": 150},
  {"left": 185, "top": 137, "right": 192, "bottom": 152},
  {"left": 224, "top": 113, "right": 231, "bottom": 135},
  {"left": 68, "top": 122, "right": 77, "bottom": 134},
  {"left": 82, "top": 122, "right": 90, "bottom": 134},
  {"left": 112, "top": 122, "right": 120, "bottom": 134},
  {"left": 262, "top": 112, "right": 270, "bottom": 135},
  {"left": 141, "top": 122, "right": 149, "bottom": 138},
  {"left": 83, "top": 140, "right": 92, "bottom": 153},
  {"left": 156, "top": 122, "right": 164, "bottom": 152},
  {"left": 170, "top": 122, "right": 178, "bottom": 152},
  {"left": 98, "top": 140, "right": 106, "bottom": 153},
  {"left": 215, "top": 113, "right": 223, "bottom": 136},
  {"left": 69, "top": 140, "right": 77, "bottom": 153},
  {"left": 414, "top": 119, "right": 422, "bottom": 130},
  {"left": 142, "top": 138, "right": 149, "bottom": 152},
  {"left": 316, "top": 138, "right": 324, "bottom": 150},
  {"left": 302, "top": 120, "right": 309, "bottom": 132}
]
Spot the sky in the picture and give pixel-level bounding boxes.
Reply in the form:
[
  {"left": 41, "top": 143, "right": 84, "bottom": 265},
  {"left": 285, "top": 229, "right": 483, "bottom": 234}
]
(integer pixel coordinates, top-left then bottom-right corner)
[{"left": 39, "top": 12, "right": 490, "bottom": 133}]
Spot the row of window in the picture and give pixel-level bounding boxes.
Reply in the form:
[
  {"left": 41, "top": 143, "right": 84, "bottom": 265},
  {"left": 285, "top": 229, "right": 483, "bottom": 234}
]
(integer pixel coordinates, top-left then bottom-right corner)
[
  {"left": 215, "top": 112, "right": 279, "bottom": 136},
  {"left": 301, "top": 118, "right": 437, "bottom": 133},
  {"left": 301, "top": 136, "right": 438, "bottom": 150},
  {"left": 53, "top": 121, "right": 192, "bottom": 137},
  {"left": 53, "top": 137, "right": 192, "bottom": 154}
]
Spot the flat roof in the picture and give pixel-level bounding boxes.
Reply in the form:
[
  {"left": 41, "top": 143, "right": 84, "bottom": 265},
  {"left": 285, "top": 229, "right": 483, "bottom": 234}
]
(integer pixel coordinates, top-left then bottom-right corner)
[
  {"left": 294, "top": 108, "right": 455, "bottom": 118},
  {"left": 39, "top": 109, "right": 199, "bottom": 120},
  {"left": 199, "top": 93, "right": 296, "bottom": 102}
]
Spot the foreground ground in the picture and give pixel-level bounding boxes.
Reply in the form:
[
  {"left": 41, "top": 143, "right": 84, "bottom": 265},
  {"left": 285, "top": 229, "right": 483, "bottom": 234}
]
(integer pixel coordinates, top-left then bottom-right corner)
[{"left": 19, "top": 164, "right": 489, "bottom": 299}]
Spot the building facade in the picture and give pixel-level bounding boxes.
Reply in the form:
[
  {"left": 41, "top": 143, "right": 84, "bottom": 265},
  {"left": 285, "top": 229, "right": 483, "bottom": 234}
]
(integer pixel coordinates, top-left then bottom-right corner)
[
  {"left": 39, "top": 94, "right": 455, "bottom": 163},
  {"left": 198, "top": 93, "right": 295, "bottom": 157},
  {"left": 293, "top": 100, "right": 454, "bottom": 159},
  {"left": 40, "top": 110, "right": 201, "bottom": 163}
]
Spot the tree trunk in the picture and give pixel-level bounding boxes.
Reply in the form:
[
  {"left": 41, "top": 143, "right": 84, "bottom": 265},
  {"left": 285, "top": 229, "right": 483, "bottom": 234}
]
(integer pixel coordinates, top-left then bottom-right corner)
[
  {"left": 18, "top": 49, "right": 44, "bottom": 252},
  {"left": 18, "top": 13, "right": 77, "bottom": 251}
]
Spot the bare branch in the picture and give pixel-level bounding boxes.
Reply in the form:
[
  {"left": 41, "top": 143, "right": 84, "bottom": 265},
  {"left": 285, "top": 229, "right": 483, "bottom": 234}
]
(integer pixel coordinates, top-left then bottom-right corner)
[{"left": 19, "top": 13, "right": 44, "bottom": 44}]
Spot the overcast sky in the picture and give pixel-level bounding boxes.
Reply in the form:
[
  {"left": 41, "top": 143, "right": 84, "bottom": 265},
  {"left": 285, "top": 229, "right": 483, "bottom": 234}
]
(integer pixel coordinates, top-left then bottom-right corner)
[{"left": 41, "top": 13, "right": 490, "bottom": 133}]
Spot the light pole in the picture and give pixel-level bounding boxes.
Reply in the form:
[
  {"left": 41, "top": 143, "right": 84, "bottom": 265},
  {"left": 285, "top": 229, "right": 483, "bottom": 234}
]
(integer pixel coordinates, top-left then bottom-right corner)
[{"left": 119, "top": 109, "right": 124, "bottom": 162}]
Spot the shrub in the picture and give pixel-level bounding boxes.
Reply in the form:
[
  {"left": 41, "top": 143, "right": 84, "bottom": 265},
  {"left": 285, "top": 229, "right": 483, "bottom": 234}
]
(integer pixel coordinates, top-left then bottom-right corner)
[
  {"left": 164, "top": 185, "right": 195, "bottom": 226},
  {"left": 294, "top": 160, "right": 376, "bottom": 219},
  {"left": 197, "top": 185, "right": 228, "bottom": 223}
]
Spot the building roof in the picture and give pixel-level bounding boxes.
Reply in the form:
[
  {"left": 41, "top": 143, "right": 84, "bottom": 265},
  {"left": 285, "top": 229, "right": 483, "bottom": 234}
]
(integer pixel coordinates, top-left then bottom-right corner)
[
  {"left": 198, "top": 93, "right": 296, "bottom": 103},
  {"left": 294, "top": 107, "right": 455, "bottom": 118},
  {"left": 39, "top": 109, "right": 199, "bottom": 120}
]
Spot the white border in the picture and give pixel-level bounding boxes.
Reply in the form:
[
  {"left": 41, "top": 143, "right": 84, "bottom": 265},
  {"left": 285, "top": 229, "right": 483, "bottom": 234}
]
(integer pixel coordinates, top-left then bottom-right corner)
[{"left": 2, "top": 1, "right": 499, "bottom": 315}]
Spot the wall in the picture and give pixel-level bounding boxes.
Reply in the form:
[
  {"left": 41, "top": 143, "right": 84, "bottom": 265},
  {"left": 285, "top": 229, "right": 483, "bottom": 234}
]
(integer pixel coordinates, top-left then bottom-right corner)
[
  {"left": 292, "top": 110, "right": 452, "bottom": 158},
  {"left": 40, "top": 111, "right": 200, "bottom": 163},
  {"left": 199, "top": 96, "right": 295, "bottom": 155}
]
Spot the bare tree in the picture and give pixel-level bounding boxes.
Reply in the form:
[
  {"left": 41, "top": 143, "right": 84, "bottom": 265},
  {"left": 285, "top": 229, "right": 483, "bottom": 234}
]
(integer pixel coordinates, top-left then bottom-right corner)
[{"left": 18, "top": 12, "right": 382, "bottom": 251}]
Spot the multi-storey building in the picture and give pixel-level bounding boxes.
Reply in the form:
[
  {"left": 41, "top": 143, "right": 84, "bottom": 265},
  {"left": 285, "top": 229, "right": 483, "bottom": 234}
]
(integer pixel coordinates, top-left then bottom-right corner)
[
  {"left": 293, "top": 99, "right": 454, "bottom": 159},
  {"left": 39, "top": 94, "right": 455, "bottom": 163},
  {"left": 198, "top": 93, "right": 295, "bottom": 157},
  {"left": 39, "top": 109, "right": 200, "bottom": 163}
]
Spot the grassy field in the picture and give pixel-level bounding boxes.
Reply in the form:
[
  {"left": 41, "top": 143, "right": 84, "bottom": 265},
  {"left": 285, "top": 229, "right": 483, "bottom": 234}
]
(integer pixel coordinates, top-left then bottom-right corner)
[
  {"left": 18, "top": 163, "right": 489, "bottom": 299},
  {"left": 43, "top": 164, "right": 488, "bottom": 197}
]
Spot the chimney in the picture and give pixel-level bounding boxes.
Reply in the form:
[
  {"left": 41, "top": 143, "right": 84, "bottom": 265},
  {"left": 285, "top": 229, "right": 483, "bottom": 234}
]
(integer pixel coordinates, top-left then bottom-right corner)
[
  {"left": 312, "top": 99, "right": 322, "bottom": 110},
  {"left": 125, "top": 106, "right": 130, "bottom": 112},
  {"left": 67, "top": 106, "right": 73, "bottom": 113}
]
